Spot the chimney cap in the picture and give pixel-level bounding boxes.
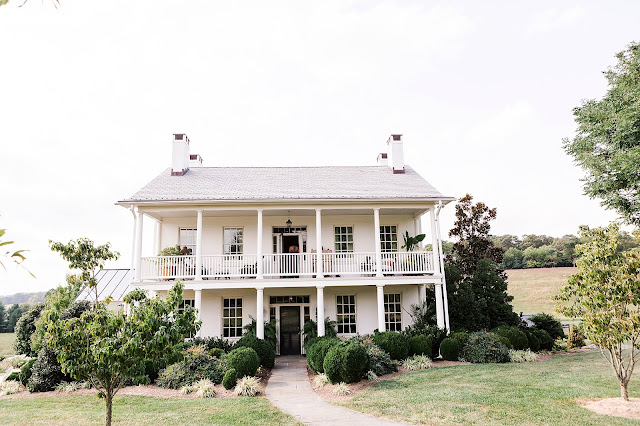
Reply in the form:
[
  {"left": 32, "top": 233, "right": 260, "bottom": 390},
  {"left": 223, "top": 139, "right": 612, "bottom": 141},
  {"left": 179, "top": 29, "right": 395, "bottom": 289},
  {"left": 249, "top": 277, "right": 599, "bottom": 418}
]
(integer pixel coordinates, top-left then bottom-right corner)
[
  {"left": 387, "top": 134, "right": 403, "bottom": 143},
  {"left": 173, "top": 133, "right": 190, "bottom": 144}
]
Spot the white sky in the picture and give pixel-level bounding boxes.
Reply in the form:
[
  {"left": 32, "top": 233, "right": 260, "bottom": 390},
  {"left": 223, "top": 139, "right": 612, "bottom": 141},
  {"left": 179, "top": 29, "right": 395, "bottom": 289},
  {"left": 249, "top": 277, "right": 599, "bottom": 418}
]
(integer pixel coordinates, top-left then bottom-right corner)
[{"left": 0, "top": 0, "right": 637, "bottom": 295}]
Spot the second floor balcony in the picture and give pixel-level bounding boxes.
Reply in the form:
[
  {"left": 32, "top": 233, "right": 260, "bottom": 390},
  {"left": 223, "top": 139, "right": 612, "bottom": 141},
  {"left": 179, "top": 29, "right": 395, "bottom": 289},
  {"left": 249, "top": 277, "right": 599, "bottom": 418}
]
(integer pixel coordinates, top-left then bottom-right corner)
[{"left": 139, "top": 251, "right": 436, "bottom": 281}]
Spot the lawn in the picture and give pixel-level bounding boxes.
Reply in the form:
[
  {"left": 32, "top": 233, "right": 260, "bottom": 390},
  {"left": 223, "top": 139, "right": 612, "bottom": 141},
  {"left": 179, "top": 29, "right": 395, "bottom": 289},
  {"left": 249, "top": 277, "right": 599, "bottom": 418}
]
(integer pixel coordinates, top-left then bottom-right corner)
[
  {"left": 0, "top": 333, "right": 16, "bottom": 357},
  {"left": 506, "top": 267, "right": 576, "bottom": 319},
  {"left": 342, "top": 350, "right": 636, "bottom": 425},
  {"left": 0, "top": 395, "right": 300, "bottom": 425}
]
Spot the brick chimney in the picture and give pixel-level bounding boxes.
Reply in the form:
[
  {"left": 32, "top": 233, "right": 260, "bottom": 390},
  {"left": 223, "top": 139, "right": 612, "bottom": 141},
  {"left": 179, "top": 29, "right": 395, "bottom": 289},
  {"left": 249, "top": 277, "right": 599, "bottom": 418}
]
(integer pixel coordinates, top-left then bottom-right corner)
[
  {"left": 171, "top": 134, "right": 190, "bottom": 176},
  {"left": 386, "top": 134, "right": 405, "bottom": 174}
]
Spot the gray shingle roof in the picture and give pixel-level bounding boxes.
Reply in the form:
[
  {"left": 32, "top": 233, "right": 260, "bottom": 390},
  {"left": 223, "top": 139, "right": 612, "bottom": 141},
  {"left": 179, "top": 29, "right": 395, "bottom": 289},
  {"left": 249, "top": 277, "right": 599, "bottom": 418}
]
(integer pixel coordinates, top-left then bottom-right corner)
[
  {"left": 120, "top": 166, "right": 451, "bottom": 203},
  {"left": 77, "top": 269, "right": 131, "bottom": 303}
]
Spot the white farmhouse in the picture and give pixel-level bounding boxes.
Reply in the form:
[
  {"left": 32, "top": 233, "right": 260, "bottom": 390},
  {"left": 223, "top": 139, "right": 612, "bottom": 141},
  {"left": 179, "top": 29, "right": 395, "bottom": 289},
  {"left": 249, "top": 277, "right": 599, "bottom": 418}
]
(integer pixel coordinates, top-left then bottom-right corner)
[{"left": 117, "top": 134, "right": 453, "bottom": 355}]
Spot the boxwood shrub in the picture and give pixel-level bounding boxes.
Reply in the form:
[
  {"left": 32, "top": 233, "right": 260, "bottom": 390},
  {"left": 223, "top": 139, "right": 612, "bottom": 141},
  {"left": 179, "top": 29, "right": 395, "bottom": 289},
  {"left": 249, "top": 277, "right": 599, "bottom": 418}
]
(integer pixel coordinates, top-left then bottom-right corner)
[
  {"left": 492, "top": 326, "right": 529, "bottom": 350},
  {"left": 226, "top": 347, "right": 260, "bottom": 378},
  {"left": 408, "top": 335, "right": 431, "bottom": 357},
  {"left": 373, "top": 331, "right": 409, "bottom": 360},
  {"left": 523, "top": 329, "right": 540, "bottom": 352},
  {"left": 531, "top": 329, "right": 554, "bottom": 351},
  {"left": 222, "top": 368, "right": 237, "bottom": 390},
  {"left": 323, "top": 341, "right": 369, "bottom": 384},
  {"left": 460, "top": 332, "right": 509, "bottom": 364},
  {"left": 234, "top": 334, "right": 275, "bottom": 368},
  {"left": 306, "top": 337, "right": 340, "bottom": 374},
  {"left": 450, "top": 331, "right": 470, "bottom": 348},
  {"left": 530, "top": 313, "right": 564, "bottom": 340},
  {"left": 439, "top": 338, "right": 460, "bottom": 361}
]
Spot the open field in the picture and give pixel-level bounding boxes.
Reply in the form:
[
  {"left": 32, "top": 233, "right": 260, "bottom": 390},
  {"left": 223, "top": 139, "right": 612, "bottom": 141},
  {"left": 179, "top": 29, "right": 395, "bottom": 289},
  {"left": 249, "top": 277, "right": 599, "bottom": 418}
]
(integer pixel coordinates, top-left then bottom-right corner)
[
  {"left": 506, "top": 267, "right": 576, "bottom": 319},
  {"left": 0, "top": 395, "right": 300, "bottom": 425},
  {"left": 342, "top": 350, "right": 636, "bottom": 425},
  {"left": 0, "top": 333, "right": 16, "bottom": 357}
]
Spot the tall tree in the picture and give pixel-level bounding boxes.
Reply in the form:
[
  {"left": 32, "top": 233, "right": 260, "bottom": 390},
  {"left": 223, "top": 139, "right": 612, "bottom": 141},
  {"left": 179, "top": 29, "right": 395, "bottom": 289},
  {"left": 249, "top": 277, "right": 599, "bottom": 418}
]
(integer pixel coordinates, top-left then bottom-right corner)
[
  {"left": 48, "top": 282, "right": 198, "bottom": 426},
  {"left": 5, "top": 303, "right": 29, "bottom": 333},
  {"left": 563, "top": 42, "right": 640, "bottom": 226},
  {"left": 50, "top": 238, "right": 120, "bottom": 307},
  {"left": 0, "top": 301, "right": 6, "bottom": 333},
  {"left": 556, "top": 223, "right": 640, "bottom": 400}
]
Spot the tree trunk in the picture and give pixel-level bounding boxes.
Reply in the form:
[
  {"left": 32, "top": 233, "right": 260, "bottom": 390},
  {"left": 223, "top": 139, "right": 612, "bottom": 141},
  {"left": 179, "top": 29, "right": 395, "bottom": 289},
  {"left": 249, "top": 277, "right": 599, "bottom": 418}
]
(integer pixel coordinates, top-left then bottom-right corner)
[
  {"left": 105, "top": 392, "right": 113, "bottom": 426},
  {"left": 621, "top": 382, "right": 629, "bottom": 401}
]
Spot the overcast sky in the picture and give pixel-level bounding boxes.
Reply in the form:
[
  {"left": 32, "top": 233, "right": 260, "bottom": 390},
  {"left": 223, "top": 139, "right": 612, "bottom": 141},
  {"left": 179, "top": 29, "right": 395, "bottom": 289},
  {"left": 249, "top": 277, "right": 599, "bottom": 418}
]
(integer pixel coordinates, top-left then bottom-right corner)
[{"left": 0, "top": 0, "right": 637, "bottom": 295}]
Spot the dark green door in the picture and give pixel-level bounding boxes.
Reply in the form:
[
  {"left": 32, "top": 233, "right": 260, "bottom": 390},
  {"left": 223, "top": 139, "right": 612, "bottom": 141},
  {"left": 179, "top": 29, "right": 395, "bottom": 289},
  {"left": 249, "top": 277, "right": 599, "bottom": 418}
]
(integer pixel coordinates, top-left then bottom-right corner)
[{"left": 280, "top": 306, "right": 301, "bottom": 355}]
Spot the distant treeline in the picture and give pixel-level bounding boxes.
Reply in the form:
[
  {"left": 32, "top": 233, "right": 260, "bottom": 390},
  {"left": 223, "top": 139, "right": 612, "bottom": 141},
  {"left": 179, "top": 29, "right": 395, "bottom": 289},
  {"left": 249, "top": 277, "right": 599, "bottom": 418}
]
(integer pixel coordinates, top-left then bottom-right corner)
[
  {"left": 0, "top": 292, "right": 45, "bottom": 305},
  {"left": 429, "top": 232, "right": 638, "bottom": 270},
  {"left": 0, "top": 292, "right": 46, "bottom": 333}
]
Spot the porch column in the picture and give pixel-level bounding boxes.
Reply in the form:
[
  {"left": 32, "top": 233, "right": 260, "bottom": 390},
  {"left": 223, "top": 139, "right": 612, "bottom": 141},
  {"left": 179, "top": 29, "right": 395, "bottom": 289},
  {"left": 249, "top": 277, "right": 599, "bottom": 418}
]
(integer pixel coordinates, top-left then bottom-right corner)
[
  {"left": 317, "top": 286, "right": 325, "bottom": 336},
  {"left": 195, "top": 289, "right": 202, "bottom": 337},
  {"left": 315, "top": 209, "right": 323, "bottom": 278},
  {"left": 373, "top": 208, "right": 383, "bottom": 277},
  {"left": 134, "top": 211, "right": 144, "bottom": 281},
  {"left": 256, "top": 288, "right": 264, "bottom": 339},
  {"left": 435, "top": 283, "right": 445, "bottom": 329},
  {"left": 429, "top": 209, "right": 441, "bottom": 273},
  {"left": 195, "top": 210, "right": 203, "bottom": 280},
  {"left": 129, "top": 207, "right": 137, "bottom": 277},
  {"left": 419, "top": 284, "right": 427, "bottom": 303},
  {"left": 153, "top": 220, "right": 162, "bottom": 257},
  {"left": 257, "top": 209, "right": 264, "bottom": 279},
  {"left": 376, "top": 285, "right": 386, "bottom": 332}
]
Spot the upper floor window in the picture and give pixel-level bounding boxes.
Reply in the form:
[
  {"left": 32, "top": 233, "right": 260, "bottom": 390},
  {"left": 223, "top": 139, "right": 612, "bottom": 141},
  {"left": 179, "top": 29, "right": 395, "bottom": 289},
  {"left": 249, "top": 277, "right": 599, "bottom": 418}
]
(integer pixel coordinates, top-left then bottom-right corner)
[
  {"left": 179, "top": 228, "right": 197, "bottom": 255},
  {"left": 334, "top": 226, "right": 354, "bottom": 253},
  {"left": 380, "top": 225, "right": 398, "bottom": 252},
  {"left": 224, "top": 227, "right": 243, "bottom": 255}
]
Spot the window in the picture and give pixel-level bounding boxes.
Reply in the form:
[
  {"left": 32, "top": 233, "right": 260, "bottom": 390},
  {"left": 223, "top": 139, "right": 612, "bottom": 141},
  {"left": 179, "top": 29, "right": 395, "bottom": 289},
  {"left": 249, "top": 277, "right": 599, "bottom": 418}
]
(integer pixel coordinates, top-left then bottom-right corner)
[
  {"left": 380, "top": 225, "right": 398, "bottom": 252},
  {"left": 334, "top": 226, "right": 354, "bottom": 253},
  {"left": 269, "top": 295, "right": 310, "bottom": 304},
  {"left": 179, "top": 228, "right": 197, "bottom": 255},
  {"left": 223, "top": 298, "right": 243, "bottom": 337},
  {"left": 177, "top": 299, "right": 195, "bottom": 313},
  {"left": 336, "top": 295, "right": 356, "bottom": 334},
  {"left": 384, "top": 294, "right": 402, "bottom": 331},
  {"left": 224, "top": 227, "right": 243, "bottom": 255}
]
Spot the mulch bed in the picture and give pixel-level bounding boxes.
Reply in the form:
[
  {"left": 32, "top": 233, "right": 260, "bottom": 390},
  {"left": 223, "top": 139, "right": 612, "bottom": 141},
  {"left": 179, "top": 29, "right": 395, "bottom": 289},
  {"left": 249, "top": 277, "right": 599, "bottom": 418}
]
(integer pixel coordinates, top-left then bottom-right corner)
[{"left": 578, "top": 397, "right": 640, "bottom": 420}]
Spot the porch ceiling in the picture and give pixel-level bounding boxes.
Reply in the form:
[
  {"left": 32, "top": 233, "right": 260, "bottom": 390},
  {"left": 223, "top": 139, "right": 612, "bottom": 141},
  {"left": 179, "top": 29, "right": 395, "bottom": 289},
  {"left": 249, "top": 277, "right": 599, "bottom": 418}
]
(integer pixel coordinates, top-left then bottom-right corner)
[{"left": 142, "top": 207, "right": 428, "bottom": 220}]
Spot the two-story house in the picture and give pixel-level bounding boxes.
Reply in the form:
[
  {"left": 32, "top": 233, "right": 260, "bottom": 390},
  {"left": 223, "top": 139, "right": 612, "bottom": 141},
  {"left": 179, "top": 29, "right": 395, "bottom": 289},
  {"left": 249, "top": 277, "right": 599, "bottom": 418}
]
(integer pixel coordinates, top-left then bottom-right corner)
[{"left": 117, "top": 134, "right": 453, "bottom": 355}]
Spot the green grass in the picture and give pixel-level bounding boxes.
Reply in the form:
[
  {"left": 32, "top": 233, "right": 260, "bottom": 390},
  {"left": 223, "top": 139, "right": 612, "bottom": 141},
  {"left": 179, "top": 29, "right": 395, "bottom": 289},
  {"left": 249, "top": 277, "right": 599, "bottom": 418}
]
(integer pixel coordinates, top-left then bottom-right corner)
[
  {"left": 341, "top": 350, "right": 636, "bottom": 425},
  {"left": 0, "top": 333, "right": 16, "bottom": 357},
  {"left": 0, "top": 395, "right": 301, "bottom": 425},
  {"left": 506, "top": 267, "right": 576, "bottom": 321}
]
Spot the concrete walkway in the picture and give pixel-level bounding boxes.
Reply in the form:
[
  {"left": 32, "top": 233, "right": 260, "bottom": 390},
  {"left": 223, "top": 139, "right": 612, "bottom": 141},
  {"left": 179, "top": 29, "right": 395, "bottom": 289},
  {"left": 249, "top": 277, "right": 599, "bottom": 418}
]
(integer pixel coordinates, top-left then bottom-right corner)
[{"left": 265, "top": 355, "right": 409, "bottom": 425}]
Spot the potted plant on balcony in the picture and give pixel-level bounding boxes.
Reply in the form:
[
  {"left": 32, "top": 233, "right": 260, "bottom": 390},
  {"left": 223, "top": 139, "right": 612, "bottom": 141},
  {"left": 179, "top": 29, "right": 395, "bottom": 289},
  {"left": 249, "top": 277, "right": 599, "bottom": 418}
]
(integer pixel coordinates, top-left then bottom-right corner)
[
  {"left": 158, "top": 245, "right": 181, "bottom": 279},
  {"left": 401, "top": 231, "right": 426, "bottom": 274}
]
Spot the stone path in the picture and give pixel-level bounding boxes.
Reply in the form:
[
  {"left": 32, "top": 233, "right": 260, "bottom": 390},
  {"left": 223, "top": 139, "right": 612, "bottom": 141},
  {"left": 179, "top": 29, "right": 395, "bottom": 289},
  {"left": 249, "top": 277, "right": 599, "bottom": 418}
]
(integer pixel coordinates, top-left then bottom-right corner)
[{"left": 265, "top": 355, "right": 409, "bottom": 425}]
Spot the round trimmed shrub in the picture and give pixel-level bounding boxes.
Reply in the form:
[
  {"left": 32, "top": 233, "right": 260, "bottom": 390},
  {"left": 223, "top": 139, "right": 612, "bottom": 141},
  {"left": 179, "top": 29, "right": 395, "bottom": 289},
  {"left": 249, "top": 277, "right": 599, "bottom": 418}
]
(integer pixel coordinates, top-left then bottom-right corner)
[
  {"left": 449, "top": 331, "right": 470, "bottom": 348},
  {"left": 209, "top": 348, "right": 225, "bottom": 358},
  {"left": 222, "top": 368, "right": 238, "bottom": 390},
  {"left": 531, "top": 329, "right": 554, "bottom": 351},
  {"left": 408, "top": 335, "right": 431, "bottom": 356},
  {"left": 530, "top": 313, "right": 564, "bottom": 340},
  {"left": 323, "top": 345, "right": 344, "bottom": 384},
  {"left": 234, "top": 334, "right": 275, "bottom": 368},
  {"left": 226, "top": 347, "right": 260, "bottom": 378},
  {"left": 372, "top": 332, "right": 409, "bottom": 360},
  {"left": 307, "top": 337, "right": 340, "bottom": 373},
  {"left": 493, "top": 326, "right": 528, "bottom": 350},
  {"left": 460, "top": 332, "right": 509, "bottom": 364},
  {"left": 341, "top": 342, "right": 369, "bottom": 383},
  {"left": 524, "top": 330, "right": 540, "bottom": 352},
  {"left": 439, "top": 338, "right": 461, "bottom": 361}
]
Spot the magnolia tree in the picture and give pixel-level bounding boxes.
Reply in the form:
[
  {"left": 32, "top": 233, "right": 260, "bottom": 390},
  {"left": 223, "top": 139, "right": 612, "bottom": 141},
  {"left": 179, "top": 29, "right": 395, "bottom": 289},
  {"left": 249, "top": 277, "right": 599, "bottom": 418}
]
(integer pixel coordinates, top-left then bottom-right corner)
[
  {"left": 50, "top": 238, "right": 120, "bottom": 306},
  {"left": 47, "top": 282, "right": 199, "bottom": 426},
  {"left": 556, "top": 224, "right": 640, "bottom": 400}
]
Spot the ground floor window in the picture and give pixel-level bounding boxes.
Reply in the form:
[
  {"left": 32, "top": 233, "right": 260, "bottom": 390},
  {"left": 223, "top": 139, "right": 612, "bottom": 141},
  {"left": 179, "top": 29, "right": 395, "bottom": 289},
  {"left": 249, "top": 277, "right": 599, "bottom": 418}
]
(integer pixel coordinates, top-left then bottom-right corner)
[
  {"left": 223, "top": 298, "right": 243, "bottom": 337},
  {"left": 336, "top": 295, "right": 356, "bottom": 334},
  {"left": 384, "top": 293, "right": 402, "bottom": 331},
  {"left": 178, "top": 299, "right": 195, "bottom": 313}
]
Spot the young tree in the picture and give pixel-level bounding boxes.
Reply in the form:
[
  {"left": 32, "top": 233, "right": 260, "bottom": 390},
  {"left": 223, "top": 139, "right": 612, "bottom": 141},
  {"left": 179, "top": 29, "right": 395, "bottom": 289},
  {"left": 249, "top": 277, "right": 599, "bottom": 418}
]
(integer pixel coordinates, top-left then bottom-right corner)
[
  {"left": 48, "top": 282, "right": 198, "bottom": 426},
  {"left": 556, "top": 223, "right": 640, "bottom": 400},
  {"left": 563, "top": 42, "right": 640, "bottom": 226},
  {"left": 49, "top": 238, "right": 120, "bottom": 307}
]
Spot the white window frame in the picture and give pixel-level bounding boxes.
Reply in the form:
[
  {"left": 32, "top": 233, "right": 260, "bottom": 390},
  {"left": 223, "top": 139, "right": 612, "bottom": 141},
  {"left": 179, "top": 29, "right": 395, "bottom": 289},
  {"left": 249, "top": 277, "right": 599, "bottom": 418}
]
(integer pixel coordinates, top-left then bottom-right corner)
[
  {"left": 222, "top": 297, "right": 243, "bottom": 338},
  {"left": 336, "top": 294, "right": 357, "bottom": 334},
  {"left": 223, "top": 227, "right": 244, "bottom": 256},
  {"left": 384, "top": 293, "right": 402, "bottom": 332},
  {"left": 334, "top": 226, "right": 354, "bottom": 254},
  {"left": 178, "top": 299, "right": 195, "bottom": 314},
  {"left": 380, "top": 225, "right": 398, "bottom": 253},
  {"left": 179, "top": 228, "right": 197, "bottom": 255}
]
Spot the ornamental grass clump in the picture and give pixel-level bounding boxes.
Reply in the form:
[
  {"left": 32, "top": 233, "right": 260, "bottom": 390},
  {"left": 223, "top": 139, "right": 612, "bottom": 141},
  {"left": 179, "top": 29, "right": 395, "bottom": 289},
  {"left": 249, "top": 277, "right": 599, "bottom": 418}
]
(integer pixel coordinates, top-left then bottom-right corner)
[
  {"left": 313, "top": 373, "right": 329, "bottom": 387},
  {"left": 365, "top": 370, "right": 378, "bottom": 381},
  {"left": 55, "top": 381, "right": 81, "bottom": 393},
  {"left": 402, "top": 355, "right": 432, "bottom": 371},
  {"left": 509, "top": 349, "right": 538, "bottom": 363},
  {"left": 234, "top": 376, "right": 260, "bottom": 397},
  {"left": 193, "top": 379, "right": 216, "bottom": 398},
  {"left": 0, "top": 380, "right": 21, "bottom": 396},
  {"left": 333, "top": 382, "right": 351, "bottom": 396}
]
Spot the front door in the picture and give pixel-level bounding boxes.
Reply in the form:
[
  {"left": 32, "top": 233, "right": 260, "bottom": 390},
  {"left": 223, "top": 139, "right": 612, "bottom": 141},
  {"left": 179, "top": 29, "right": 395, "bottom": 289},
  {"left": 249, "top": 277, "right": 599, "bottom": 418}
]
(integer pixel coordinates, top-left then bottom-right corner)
[{"left": 279, "top": 306, "right": 301, "bottom": 355}]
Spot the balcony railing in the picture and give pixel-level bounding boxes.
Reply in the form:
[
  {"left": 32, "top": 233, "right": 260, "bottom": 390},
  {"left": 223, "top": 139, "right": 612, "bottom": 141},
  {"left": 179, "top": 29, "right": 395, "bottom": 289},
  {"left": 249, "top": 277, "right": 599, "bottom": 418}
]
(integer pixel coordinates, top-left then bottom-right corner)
[{"left": 139, "top": 251, "right": 435, "bottom": 281}]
